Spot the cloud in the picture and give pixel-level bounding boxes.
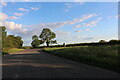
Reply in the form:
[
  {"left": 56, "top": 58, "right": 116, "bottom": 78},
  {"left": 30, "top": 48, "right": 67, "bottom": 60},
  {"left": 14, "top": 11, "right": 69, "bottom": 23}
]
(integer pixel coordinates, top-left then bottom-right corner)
[
  {"left": 79, "top": 2, "right": 84, "bottom": 5},
  {"left": 1, "top": 13, "right": 97, "bottom": 46},
  {"left": 74, "top": 18, "right": 101, "bottom": 28},
  {"left": 65, "top": 3, "right": 72, "bottom": 8},
  {"left": 9, "top": 16, "right": 19, "bottom": 20},
  {"left": 64, "top": 2, "right": 83, "bottom": 12},
  {"left": 84, "top": 18, "right": 102, "bottom": 27},
  {"left": 75, "top": 30, "right": 82, "bottom": 32},
  {"left": 64, "top": 9, "right": 69, "bottom": 12},
  {"left": 0, "top": 13, "right": 8, "bottom": 20},
  {"left": 0, "top": 1, "right": 7, "bottom": 7},
  {"left": 31, "top": 7, "right": 39, "bottom": 10},
  {"left": 0, "top": 12, "right": 19, "bottom": 20},
  {"left": 29, "top": 14, "right": 97, "bottom": 29},
  {"left": 75, "top": 29, "right": 89, "bottom": 32},
  {"left": 56, "top": 30, "right": 70, "bottom": 37},
  {"left": 18, "top": 8, "right": 29, "bottom": 12},
  {"left": 74, "top": 24, "right": 82, "bottom": 28},
  {"left": 14, "top": 13, "right": 24, "bottom": 16},
  {"left": 1, "top": 21, "right": 25, "bottom": 32}
]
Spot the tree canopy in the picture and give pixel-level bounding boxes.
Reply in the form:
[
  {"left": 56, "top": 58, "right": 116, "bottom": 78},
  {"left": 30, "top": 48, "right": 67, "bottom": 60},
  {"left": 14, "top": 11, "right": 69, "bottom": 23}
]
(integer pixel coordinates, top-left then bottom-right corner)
[
  {"left": 31, "top": 28, "right": 57, "bottom": 47},
  {"left": 31, "top": 35, "right": 43, "bottom": 48},
  {"left": 0, "top": 26, "right": 23, "bottom": 49},
  {"left": 39, "top": 28, "right": 56, "bottom": 47}
]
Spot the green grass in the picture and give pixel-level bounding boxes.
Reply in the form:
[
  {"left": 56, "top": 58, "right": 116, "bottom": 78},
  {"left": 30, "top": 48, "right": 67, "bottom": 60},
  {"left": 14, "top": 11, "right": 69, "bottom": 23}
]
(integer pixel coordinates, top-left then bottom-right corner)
[
  {"left": 2, "top": 48, "right": 24, "bottom": 55},
  {"left": 44, "top": 46, "right": 119, "bottom": 72}
]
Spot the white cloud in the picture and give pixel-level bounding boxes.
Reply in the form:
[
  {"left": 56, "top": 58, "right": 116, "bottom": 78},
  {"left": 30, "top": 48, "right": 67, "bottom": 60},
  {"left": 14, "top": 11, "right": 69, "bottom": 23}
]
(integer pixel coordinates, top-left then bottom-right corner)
[
  {"left": 74, "top": 17, "right": 102, "bottom": 28},
  {"left": 75, "top": 29, "right": 89, "bottom": 32},
  {"left": 56, "top": 30, "right": 70, "bottom": 37},
  {"left": 64, "top": 2, "right": 84, "bottom": 12},
  {"left": 0, "top": 12, "right": 19, "bottom": 20},
  {"left": 79, "top": 2, "right": 84, "bottom": 5},
  {"left": 75, "top": 30, "right": 82, "bottom": 32},
  {"left": 9, "top": 16, "right": 19, "bottom": 20},
  {"left": 84, "top": 18, "right": 102, "bottom": 27},
  {"left": 0, "top": 13, "right": 8, "bottom": 20},
  {"left": 0, "top": 13, "right": 97, "bottom": 46},
  {"left": 0, "top": 1, "right": 7, "bottom": 6},
  {"left": 65, "top": 3, "right": 72, "bottom": 8},
  {"left": 64, "top": 9, "right": 69, "bottom": 12},
  {"left": 74, "top": 24, "right": 82, "bottom": 28},
  {"left": 14, "top": 13, "right": 24, "bottom": 16},
  {"left": 18, "top": 8, "right": 29, "bottom": 12},
  {"left": 31, "top": 7, "right": 39, "bottom": 10}
]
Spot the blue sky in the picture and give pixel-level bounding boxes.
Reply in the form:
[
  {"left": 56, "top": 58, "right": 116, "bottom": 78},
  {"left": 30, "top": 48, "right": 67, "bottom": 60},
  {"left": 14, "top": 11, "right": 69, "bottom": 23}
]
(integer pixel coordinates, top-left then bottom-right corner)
[{"left": 0, "top": 2, "right": 118, "bottom": 46}]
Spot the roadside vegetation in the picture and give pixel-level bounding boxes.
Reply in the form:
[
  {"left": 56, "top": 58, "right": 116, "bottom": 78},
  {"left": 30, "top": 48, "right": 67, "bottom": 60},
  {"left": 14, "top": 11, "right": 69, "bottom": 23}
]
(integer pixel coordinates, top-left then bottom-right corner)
[
  {"left": 2, "top": 48, "right": 24, "bottom": 55},
  {"left": 0, "top": 26, "right": 24, "bottom": 55},
  {"left": 44, "top": 46, "right": 119, "bottom": 72}
]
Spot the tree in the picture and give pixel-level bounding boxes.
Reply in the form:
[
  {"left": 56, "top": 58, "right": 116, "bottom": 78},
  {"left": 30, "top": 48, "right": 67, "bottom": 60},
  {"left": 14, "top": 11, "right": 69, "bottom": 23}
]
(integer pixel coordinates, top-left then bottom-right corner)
[
  {"left": 0, "top": 26, "right": 7, "bottom": 49},
  {"left": 99, "top": 40, "right": 106, "bottom": 43},
  {"left": 39, "top": 28, "right": 56, "bottom": 47},
  {"left": 15, "top": 36, "right": 23, "bottom": 48},
  {"left": 0, "top": 26, "right": 23, "bottom": 49},
  {"left": 109, "top": 39, "right": 119, "bottom": 44},
  {"left": 31, "top": 35, "right": 43, "bottom": 48},
  {"left": 32, "top": 35, "right": 38, "bottom": 40},
  {"left": 4, "top": 35, "right": 23, "bottom": 48}
]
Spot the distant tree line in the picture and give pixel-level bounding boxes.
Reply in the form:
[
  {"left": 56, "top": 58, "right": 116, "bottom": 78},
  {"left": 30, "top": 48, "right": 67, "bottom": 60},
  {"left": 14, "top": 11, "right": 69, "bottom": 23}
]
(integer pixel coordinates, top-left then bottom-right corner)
[
  {"left": 0, "top": 26, "right": 23, "bottom": 50},
  {"left": 34, "top": 39, "right": 120, "bottom": 48},
  {"left": 66, "top": 40, "right": 120, "bottom": 47},
  {"left": 31, "top": 28, "right": 57, "bottom": 48}
]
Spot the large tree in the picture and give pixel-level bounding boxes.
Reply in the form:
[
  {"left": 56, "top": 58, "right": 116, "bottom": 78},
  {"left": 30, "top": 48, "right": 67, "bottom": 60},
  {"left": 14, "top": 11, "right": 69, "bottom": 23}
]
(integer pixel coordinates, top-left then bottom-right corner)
[
  {"left": 0, "top": 26, "right": 7, "bottom": 49},
  {"left": 4, "top": 35, "right": 23, "bottom": 48},
  {"left": 39, "top": 28, "right": 57, "bottom": 47},
  {"left": 0, "top": 26, "right": 23, "bottom": 49},
  {"left": 31, "top": 35, "right": 43, "bottom": 48}
]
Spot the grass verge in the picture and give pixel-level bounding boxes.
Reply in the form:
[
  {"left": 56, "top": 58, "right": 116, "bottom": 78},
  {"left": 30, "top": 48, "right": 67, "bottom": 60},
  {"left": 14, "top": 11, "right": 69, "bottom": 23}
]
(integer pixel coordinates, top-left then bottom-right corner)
[
  {"left": 43, "top": 46, "right": 119, "bottom": 73},
  {"left": 2, "top": 48, "right": 24, "bottom": 55}
]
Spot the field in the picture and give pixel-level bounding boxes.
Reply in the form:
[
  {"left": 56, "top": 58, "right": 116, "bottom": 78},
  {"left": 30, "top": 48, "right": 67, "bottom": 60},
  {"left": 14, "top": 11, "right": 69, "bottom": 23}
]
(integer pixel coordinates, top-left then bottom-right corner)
[
  {"left": 2, "top": 48, "right": 24, "bottom": 55},
  {"left": 44, "top": 46, "right": 119, "bottom": 72}
]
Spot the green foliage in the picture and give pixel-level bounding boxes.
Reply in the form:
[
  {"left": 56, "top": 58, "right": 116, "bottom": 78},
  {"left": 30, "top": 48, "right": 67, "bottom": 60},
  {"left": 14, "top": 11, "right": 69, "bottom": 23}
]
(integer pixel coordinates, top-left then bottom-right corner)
[
  {"left": 44, "top": 46, "right": 119, "bottom": 72},
  {"left": 0, "top": 26, "right": 7, "bottom": 49},
  {"left": 0, "top": 26, "right": 23, "bottom": 50},
  {"left": 31, "top": 39, "right": 43, "bottom": 48},
  {"left": 4, "top": 35, "right": 23, "bottom": 48},
  {"left": 109, "top": 39, "right": 119, "bottom": 44},
  {"left": 31, "top": 35, "right": 43, "bottom": 48},
  {"left": 32, "top": 35, "right": 39, "bottom": 40},
  {"left": 99, "top": 40, "right": 106, "bottom": 43},
  {"left": 3, "top": 48, "right": 24, "bottom": 55},
  {"left": 39, "top": 28, "right": 56, "bottom": 47}
]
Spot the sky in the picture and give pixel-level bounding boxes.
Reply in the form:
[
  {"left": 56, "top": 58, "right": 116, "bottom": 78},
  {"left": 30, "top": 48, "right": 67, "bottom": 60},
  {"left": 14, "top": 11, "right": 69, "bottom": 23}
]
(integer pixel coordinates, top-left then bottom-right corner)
[{"left": 0, "top": 2, "right": 118, "bottom": 46}]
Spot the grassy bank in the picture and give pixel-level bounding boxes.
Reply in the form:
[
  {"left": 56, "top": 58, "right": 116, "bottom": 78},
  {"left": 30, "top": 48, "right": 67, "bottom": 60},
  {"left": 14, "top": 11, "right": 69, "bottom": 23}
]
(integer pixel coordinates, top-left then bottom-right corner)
[
  {"left": 44, "top": 46, "right": 119, "bottom": 72},
  {"left": 2, "top": 48, "right": 24, "bottom": 55}
]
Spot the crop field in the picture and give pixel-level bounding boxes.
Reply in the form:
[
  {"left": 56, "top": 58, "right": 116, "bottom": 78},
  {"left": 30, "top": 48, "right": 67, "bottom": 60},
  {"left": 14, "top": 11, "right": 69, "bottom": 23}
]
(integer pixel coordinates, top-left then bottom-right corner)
[{"left": 44, "top": 46, "right": 119, "bottom": 72}]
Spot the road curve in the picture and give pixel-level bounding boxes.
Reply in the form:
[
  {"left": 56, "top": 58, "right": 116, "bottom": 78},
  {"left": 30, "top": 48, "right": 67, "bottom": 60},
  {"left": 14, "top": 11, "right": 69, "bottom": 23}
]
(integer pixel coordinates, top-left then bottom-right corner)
[{"left": 2, "top": 49, "right": 119, "bottom": 79}]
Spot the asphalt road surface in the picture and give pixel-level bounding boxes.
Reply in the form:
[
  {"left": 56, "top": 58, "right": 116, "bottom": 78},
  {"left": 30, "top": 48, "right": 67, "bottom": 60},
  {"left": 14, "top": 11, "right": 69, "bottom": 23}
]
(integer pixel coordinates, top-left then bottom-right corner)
[{"left": 2, "top": 49, "right": 119, "bottom": 79}]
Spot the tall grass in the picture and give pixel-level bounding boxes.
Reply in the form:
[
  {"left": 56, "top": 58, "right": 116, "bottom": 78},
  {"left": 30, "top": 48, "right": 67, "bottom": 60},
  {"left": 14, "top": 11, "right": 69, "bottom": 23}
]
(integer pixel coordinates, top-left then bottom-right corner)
[
  {"left": 44, "top": 46, "right": 119, "bottom": 72},
  {"left": 2, "top": 48, "right": 24, "bottom": 55}
]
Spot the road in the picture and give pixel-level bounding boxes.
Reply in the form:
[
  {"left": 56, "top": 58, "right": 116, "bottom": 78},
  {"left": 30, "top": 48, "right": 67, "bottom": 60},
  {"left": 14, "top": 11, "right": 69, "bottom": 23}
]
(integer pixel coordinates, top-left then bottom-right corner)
[{"left": 2, "top": 49, "right": 119, "bottom": 79}]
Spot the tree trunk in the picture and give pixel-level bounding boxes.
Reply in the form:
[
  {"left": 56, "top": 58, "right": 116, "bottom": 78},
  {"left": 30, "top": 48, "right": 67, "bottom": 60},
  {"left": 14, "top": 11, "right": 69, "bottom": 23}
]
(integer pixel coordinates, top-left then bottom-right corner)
[{"left": 46, "top": 41, "right": 49, "bottom": 47}]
